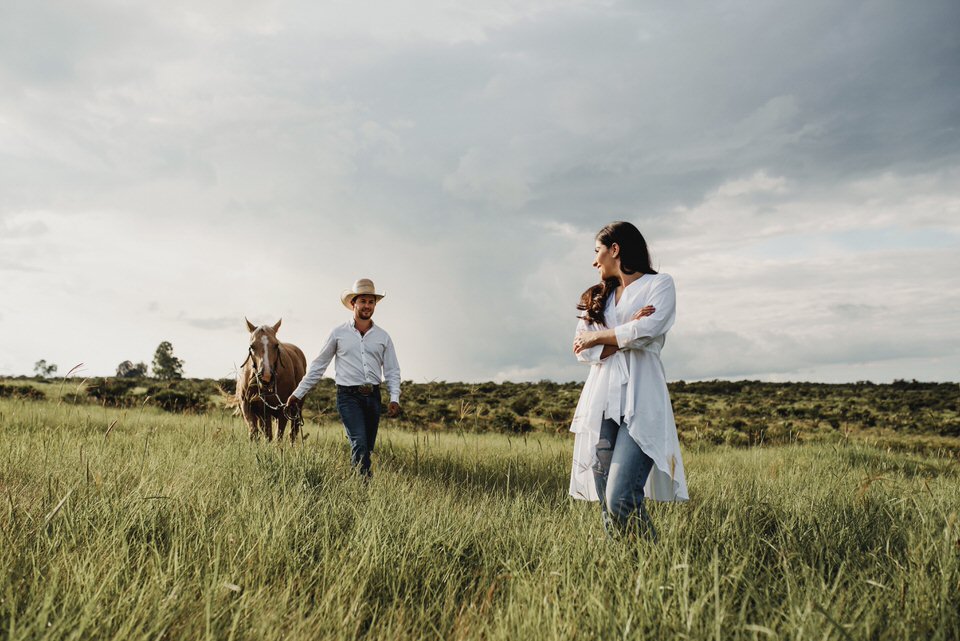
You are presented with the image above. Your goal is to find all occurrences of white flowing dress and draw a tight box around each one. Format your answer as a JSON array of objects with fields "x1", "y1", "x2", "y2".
[{"x1": 569, "y1": 273, "x2": 689, "y2": 502}]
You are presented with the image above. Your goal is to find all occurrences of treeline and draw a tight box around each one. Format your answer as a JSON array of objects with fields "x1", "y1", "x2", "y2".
[
  {"x1": 0, "y1": 377, "x2": 214, "y2": 412},
  {"x1": 2, "y1": 377, "x2": 957, "y2": 444}
]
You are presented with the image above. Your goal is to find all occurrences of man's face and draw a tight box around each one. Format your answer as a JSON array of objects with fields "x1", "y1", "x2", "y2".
[{"x1": 353, "y1": 294, "x2": 377, "y2": 321}]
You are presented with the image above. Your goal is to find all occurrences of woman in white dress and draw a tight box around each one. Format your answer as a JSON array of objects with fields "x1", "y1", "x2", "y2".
[{"x1": 570, "y1": 221, "x2": 689, "y2": 538}]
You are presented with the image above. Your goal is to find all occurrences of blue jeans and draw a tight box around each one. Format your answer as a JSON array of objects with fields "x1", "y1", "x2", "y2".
[
  {"x1": 336, "y1": 387, "x2": 381, "y2": 477},
  {"x1": 593, "y1": 418, "x2": 657, "y2": 539}
]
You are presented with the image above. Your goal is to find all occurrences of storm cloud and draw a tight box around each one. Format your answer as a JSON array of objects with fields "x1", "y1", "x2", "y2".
[{"x1": 1, "y1": 0, "x2": 958, "y2": 382}]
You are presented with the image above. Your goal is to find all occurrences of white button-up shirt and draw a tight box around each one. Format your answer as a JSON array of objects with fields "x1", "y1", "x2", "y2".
[{"x1": 292, "y1": 320, "x2": 401, "y2": 403}]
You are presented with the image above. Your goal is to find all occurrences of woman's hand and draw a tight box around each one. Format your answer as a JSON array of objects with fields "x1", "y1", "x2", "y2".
[
  {"x1": 632, "y1": 305, "x2": 655, "y2": 320},
  {"x1": 573, "y1": 331, "x2": 597, "y2": 354}
]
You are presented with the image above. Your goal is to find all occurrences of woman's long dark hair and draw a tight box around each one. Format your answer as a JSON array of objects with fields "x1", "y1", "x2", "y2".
[
  {"x1": 577, "y1": 278, "x2": 619, "y2": 326},
  {"x1": 577, "y1": 221, "x2": 657, "y2": 326}
]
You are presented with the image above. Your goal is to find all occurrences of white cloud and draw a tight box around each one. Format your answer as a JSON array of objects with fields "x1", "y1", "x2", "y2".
[
  {"x1": 715, "y1": 171, "x2": 788, "y2": 198},
  {"x1": 443, "y1": 146, "x2": 535, "y2": 209},
  {"x1": 1, "y1": 0, "x2": 958, "y2": 383}
]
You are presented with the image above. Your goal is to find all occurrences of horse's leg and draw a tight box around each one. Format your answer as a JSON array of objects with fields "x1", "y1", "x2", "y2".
[
  {"x1": 276, "y1": 414, "x2": 287, "y2": 442},
  {"x1": 242, "y1": 403, "x2": 259, "y2": 441},
  {"x1": 256, "y1": 415, "x2": 266, "y2": 440},
  {"x1": 264, "y1": 413, "x2": 273, "y2": 441}
]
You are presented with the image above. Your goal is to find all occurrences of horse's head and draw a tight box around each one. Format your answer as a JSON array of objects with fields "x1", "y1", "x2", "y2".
[{"x1": 245, "y1": 318, "x2": 283, "y2": 385}]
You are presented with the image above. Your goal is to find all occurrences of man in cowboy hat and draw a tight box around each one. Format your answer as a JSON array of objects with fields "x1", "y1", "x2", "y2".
[{"x1": 286, "y1": 278, "x2": 401, "y2": 477}]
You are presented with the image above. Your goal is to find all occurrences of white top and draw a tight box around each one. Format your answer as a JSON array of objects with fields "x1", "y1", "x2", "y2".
[
  {"x1": 292, "y1": 320, "x2": 401, "y2": 403},
  {"x1": 569, "y1": 273, "x2": 689, "y2": 503}
]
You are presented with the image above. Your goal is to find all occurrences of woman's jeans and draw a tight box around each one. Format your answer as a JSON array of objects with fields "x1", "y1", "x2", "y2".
[
  {"x1": 336, "y1": 387, "x2": 381, "y2": 477},
  {"x1": 593, "y1": 417, "x2": 657, "y2": 539}
]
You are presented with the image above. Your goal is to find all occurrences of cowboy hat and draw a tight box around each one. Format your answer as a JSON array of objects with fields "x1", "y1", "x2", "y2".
[{"x1": 340, "y1": 278, "x2": 385, "y2": 310}]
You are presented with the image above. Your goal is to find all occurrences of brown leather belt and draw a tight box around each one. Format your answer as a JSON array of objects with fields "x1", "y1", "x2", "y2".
[{"x1": 337, "y1": 383, "x2": 379, "y2": 396}]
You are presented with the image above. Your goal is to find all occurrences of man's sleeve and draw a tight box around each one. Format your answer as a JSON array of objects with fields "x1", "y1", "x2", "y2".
[
  {"x1": 383, "y1": 335, "x2": 401, "y2": 403},
  {"x1": 292, "y1": 330, "x2": 338, "y2": 399},
  {"x1": 614, "y1": 275, "x2": 677, "y2": 350}
]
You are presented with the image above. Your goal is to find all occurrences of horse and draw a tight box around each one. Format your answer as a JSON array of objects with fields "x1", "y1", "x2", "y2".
[{"x1": 237, "y1": 318, "x2": 308, "y2": 442}]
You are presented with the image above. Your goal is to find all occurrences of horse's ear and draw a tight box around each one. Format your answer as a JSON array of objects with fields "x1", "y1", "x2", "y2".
[
  {"x1": 272, "y1": 319, "x2": 282, "y2": 333},
  {"x1": 245, "y1": 317, "x2": 256, "y2": 333}
]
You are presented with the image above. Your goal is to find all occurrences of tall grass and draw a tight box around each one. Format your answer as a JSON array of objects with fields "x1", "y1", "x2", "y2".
[{"x1": 1, "y1": 398, "x2": 958, "y2": 640}]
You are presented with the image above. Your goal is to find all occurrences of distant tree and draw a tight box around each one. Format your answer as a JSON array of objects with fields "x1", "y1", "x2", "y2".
[
  {"x1": 33, "y1": 359, "x2": 57, "y2": 378},
  {"x1": 116, "y1": 360, "x2": 149, "y2": 378},
  {"x1": 151, "y1": 342, "x2": 184, "y2": 380}
]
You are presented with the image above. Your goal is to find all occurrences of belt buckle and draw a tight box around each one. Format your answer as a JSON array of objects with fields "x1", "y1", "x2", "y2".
[{"x1": 358, "y1": 383, "x2": 374, "y2": 395}]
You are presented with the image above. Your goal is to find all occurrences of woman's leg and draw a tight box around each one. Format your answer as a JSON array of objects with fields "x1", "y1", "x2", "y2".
[
  {"x1": 605, "y1": 423, "x2": 657, "y2": 539},
  {"x1": 592, "y1": 418, "x2": 621, "y2": 532}
]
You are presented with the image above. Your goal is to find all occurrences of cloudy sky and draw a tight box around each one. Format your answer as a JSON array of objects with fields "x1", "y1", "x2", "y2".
[{"x1": 2, "y1": 0, "x2": 958, "y2": 384}]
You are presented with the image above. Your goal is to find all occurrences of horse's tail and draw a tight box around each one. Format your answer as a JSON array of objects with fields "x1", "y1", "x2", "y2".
[{"x1": 217, "y1": 378, "x2": 243, "y2": 415}]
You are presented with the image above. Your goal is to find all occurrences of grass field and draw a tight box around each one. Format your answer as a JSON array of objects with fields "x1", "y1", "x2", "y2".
[{"x1": 1, "y1": 397, "x2": 958, "y2": 640}]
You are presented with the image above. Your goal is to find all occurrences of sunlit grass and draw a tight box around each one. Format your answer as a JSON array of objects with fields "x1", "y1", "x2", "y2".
[{"x1": 1, "y1": 398, "x2": 958, "y2": 640}]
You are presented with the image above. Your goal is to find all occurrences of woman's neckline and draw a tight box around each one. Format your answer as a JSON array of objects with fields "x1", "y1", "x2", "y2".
[{"x1": 614, "y1": 273, "x2": 647, "y2": 305}]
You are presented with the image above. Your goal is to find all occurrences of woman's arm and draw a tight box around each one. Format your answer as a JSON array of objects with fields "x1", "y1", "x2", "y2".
[
  {"x1": 614, "y1": 275, "x2": 676, "y2": 349},
  {"x1": 573, "y1": 327, "x2": 618, "y2": 353},
  {"x1": 573, "y1": 305, "x2": 656, "y2": 354},
  {"x1": 618, "y1": 305, "x2": 657, "y2": 350},
  {"x1": 573, "y1": 318, "x2": 605, "y2": 363},
  {"x1": 573, "y1": 311, "x2": 650, "y2": 357},
  {"x1": 599, "y1": 344, "x2": 619, "y2": 359},
  {"x1": 573, "y1": 277, "x2": 675, "y2": 354}
]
